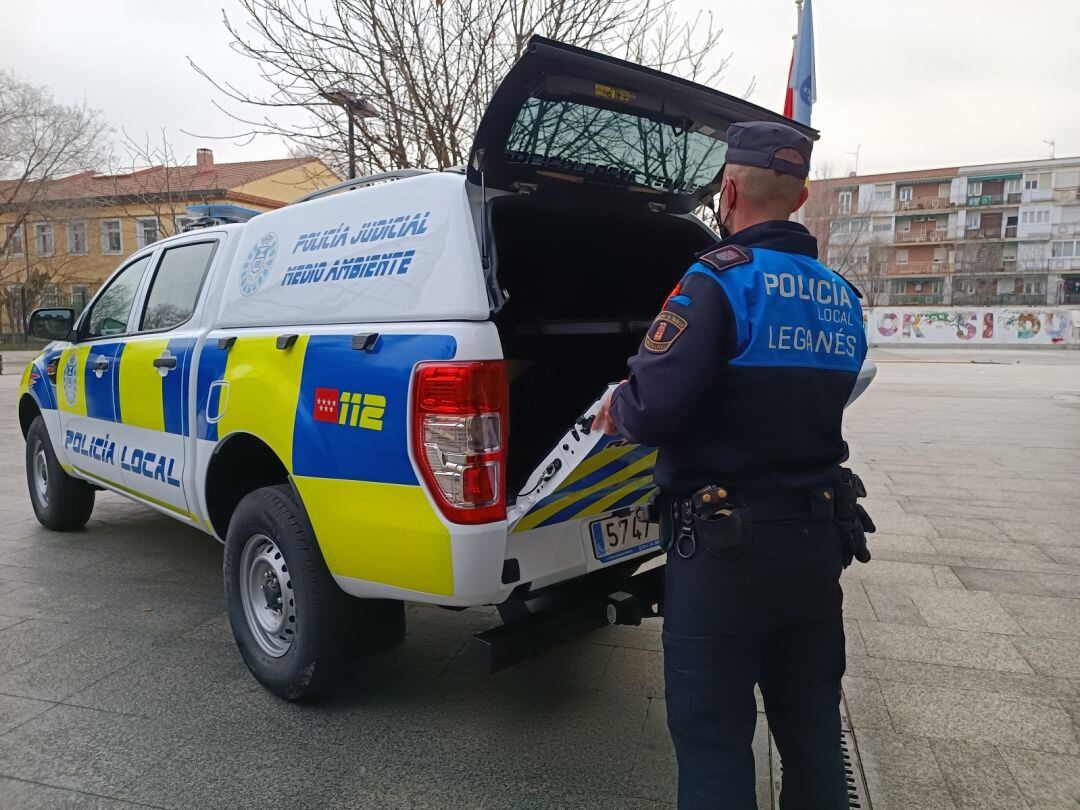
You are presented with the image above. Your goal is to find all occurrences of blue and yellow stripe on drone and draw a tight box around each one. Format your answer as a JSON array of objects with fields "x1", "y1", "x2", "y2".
[{"x1": 513, "y1": 436, "x2": 658, "y2": 533}]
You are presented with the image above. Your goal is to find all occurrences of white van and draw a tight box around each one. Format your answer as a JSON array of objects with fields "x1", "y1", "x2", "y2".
[{"x1": 18, "y1": 37, "x2": 874, "y2": 698}]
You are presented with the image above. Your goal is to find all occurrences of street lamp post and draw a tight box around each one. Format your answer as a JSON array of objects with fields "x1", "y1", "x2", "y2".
[{"x1": 319, "y1": 88, "x2": 379, "y2": 180}]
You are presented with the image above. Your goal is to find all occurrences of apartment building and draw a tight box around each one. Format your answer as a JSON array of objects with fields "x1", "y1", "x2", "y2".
[
  {"x1": 0, "y1": 149, "x2": 337, "y2": 336},
  {"x1": 806, "y1": 156, "x2": 1080, "y2": 306}
]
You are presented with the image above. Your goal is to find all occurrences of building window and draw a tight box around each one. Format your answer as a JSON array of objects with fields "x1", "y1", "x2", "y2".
[
  {"x1": 3, "y1": 224, "x2": 24, "y2": 256},
  {"x1": 1022, "y1": 209, "x2": 1052, "y2": 225},
  {"x1": 70, "y1": 284, "x2": 91, "y2": 312},
  {"x1": 837, "y1": 191, "x2": 852, "y2": 214},
  {"x1": 1006, "y1": 178, "x2": 1021, "y2": 194},
  {"x1": 969, "y1": 180, "x2": 983, "y2": 195},
  {"x1": 1023, "y1": 280, "x2": 1045, "y2": 295},
  {"x1": 67, "y1": 221, "x2": 88, "y2": 255},
  {"x1": 1052, "y1": 241, "x2": 1077, "y2": 258},
  {"x1": 898, "y1": 186, "x2": 912, "y2": 202},
  {"x1": 34, "y1": 223, "x2": 55, "y2": 257},
  {"x1": 895, "y1": 249, "x2": 909, "y2": 264},
  {"x1": 101, "y1": 219, "x2": 123, "y2": 255},
  {"x1": 872, "y1": 184, "x2": 891, "y2": 201},
  {"x1": 135, "y1": 217, "x2": 159, "y2": 249},
  {"x1": 898, "y1": 219, "x2": 911, "y2": 232},
  {"x1": 40, "y1": 284, "x2": 60, "y2": 308},
  {"x1": 1024, "y1": 172, "x2": 1051, "y2": 190},
  {"x1": 967, "y1": 213, "x2": 981, "y2": 230}
]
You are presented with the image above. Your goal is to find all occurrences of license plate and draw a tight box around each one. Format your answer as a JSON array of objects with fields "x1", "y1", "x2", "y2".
[{"x1": 589, "y1": 511, "x2": 659, "y2": 563}]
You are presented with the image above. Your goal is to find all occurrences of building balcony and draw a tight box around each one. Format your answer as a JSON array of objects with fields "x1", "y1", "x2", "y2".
[
  {"x1": 959, "y1": 227, "x2": 1016, "y2": 241},
  {"x1": 1052, "y1": 186, "x2": 1080, "y2": 203},
  {"x1": 890, "y1": 261, "x2": 953, "y2": 276},
  {"x1": 894, "y1": 197, "x2": 951, "y2": 212},
  {"x1": 890, "y1": 293, "x2": 946, "y2": 305},
  {"x1": 894, "y1": 229, "x2": 952, "y2": 244}
]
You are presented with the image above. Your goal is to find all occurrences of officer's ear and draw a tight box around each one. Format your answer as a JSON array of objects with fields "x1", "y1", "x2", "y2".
[{"x1": 792, "y1": 184, "x2": 810, "y2": 213}]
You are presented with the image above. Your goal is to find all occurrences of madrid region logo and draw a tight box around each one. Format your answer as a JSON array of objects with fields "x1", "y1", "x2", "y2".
[
  {"x1": 62, "y1": 354, "x2": 78, "y2": 407},
  {"x1": 239, "y1": 232, "x2": 278, "y2": 296}
]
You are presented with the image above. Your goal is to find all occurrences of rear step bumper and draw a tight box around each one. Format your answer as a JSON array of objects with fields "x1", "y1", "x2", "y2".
[{"x1": 460, "y1": 562, "x2": 665, "y2": 674}]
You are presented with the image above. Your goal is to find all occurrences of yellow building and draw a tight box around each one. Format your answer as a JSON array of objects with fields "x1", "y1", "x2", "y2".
[{"x1": 0, "y1": 149, "x2": 338, "y2": 335}]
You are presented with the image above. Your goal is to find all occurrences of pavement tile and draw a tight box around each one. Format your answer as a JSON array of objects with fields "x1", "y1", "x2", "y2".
[
  {"x1": 625, "y1": 697, "x2": 677, "y2": 803},
  {"x1": 841, "y1": 579, "x2": 876, "y2": 621},
  {"x1": 998, "y1": 747, "x2": 1080, "y2": 810},
  {"x1": 0, "y1": 613, "x2": 23, "y2": 632},
  {"x1": 0, "y1": 629, "x2": 157, "y2": 702},
  {"x1": 863, "y1": 584, "x2": 928, "y2": 625},
  {"x1": 1013, "y1": 637, "x2": 1080, "y2": 679},
  {"x1": 841, "y1": 676, "x2": 894, "y2": 732},
  {"x1": 859, "y1": 621, "x2": 1034, "y2": 674},
  {"x1": 929, "y1": 740, "x2": 1030, "y2": 810},
  {"x1": 0, "y1": 620, "x2": 88, "y2": 674},
  {"x1": 958, "y1": 557, "x2": 1074, "y2": 575},
  {"x1": 600, "y1": 645, "x2": 664, "y2": 698},
  {"x1": 905, "y1": 586, "x2": 1026, "y2": 635},
  {"x1": 843, "y1": 619, "x2": 867, "y2": 657},
  {"x1": 841, "y1": 560, "x2": 940, "y2": 587},
  {"x1": 926, "y1": 517, "x2": 1010, "y2": 543},
  {"x1": 992, "y1": 592, "x2": 1080, "y2": 640},
  {"x1": 584, "y1": 619, "x2": 663, "y2": 652},
  {"x1": 872, "y1": 512, "x2": 936, "y2": 537},
  {"x1": 0, "y1": 693, "x2": 54, "y2": 736},
  {"x1": 880, "y1": 682, "x2": 1079, "y2": 755},
  {"x1": 853, "y1": 729, "x2": 956, "y2": 810},
  {"x1": 0, "y1": 776, "x2": 150, "y2": 810},
  {"x1": 930, "y1": 536, "x2": 1057, "y2": 563},
  {"x1": 952, "y1": 566, "x2": 1080, "y2": 598},
  {"x1": 933, "y1": 565, "x2": 965, "y2": 588},
  {"x1": 0, "y1": 704, "x2": 183, "y2": 797},
  {"x1": 996, "y1": 520, "x2": 1080, "y2": 548},
  {"x1": 1042, "y1": 545, "x2": 1080, "y2": 568}
]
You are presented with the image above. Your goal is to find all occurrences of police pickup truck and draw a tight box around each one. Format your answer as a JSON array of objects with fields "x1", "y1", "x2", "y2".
[{"x1": 18, "y1": 37, "x2": 874, "y2": 699}]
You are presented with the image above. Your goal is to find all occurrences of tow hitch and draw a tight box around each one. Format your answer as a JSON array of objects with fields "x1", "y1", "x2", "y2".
[{"x1": 461, "y1": 561, "x2": 664, "y2": 673}]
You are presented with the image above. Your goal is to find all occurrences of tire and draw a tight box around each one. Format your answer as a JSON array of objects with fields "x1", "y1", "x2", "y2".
[
  {"x1": 25, "y1": 416, "x2": 95, "y2": 531},
  {"x1": 223, "y1": 484, "x2": 404, "y2": 700}
]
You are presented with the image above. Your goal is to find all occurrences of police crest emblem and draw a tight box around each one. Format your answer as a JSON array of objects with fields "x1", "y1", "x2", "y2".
[
  {"x1": 645, "y1": 310, "x2": 688, "y2": 353},
  {"x1": 62, "y1": 354, "x2": 78, "y2": 406},
  {"x1": 239, "y1": 232, "x2": 278, "y2": 296}
]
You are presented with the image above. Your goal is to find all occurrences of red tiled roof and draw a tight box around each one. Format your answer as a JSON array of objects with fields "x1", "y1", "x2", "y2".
[{"x1": 0, "y1": 156, "x2": 321, "y2": 205}]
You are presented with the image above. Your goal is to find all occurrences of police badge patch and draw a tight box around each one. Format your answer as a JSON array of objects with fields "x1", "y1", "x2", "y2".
[
  {"x1": 644, "y1": 310, "x2": 688, "y2": 353},
  {"x1": 62, "y1": 354, "x2": 78, "y2": 406}
]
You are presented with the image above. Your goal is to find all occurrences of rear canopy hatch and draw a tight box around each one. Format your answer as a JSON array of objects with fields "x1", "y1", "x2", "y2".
[{"x1": 468, "y1": 36, "x2": 818, "y2": 214}]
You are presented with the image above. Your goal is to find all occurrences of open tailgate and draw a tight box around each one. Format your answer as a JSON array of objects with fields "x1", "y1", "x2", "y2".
[
  {"x1": 508, "y1": 385, "x2": 660, "y2": 565},
  {"x1": 468, "y1": 35, "x2": 817, "y2": 214}
]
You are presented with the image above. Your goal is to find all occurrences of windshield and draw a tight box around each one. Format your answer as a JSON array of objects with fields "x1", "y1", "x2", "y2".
[{"x1": 505, "y1": 96, "x2": 728, "y2": 195}]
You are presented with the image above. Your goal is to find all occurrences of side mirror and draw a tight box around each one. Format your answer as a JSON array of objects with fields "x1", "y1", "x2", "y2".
[{"x1": 27, "y1": 308, "x2": 75, "y2": 342}]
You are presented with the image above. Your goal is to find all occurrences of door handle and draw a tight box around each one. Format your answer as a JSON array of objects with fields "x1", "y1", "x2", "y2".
[
  {"x1": 92, "y1": 358, "x2": 109, "y2": 372},
  {"x1": 153, "y1": 354, "x2": 178, "y2": 370}
]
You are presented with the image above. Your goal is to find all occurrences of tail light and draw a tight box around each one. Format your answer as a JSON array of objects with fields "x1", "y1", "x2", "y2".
[{"x1": 412, "y1": 361, "x2": 508, "y2": 524}]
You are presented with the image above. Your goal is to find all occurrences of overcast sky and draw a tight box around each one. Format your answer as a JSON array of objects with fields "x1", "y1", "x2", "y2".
[{"x1": 3, "y1": 0, "x2": 1078, "y2": 177}]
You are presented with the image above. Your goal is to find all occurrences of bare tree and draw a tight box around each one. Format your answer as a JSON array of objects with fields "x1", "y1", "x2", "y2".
[
  {"x1": 192, "y1": 0, "x2": 739, "y2": 177},
  {"x1": 0, "y1": 70, "x2": 110, "y2": 336}
]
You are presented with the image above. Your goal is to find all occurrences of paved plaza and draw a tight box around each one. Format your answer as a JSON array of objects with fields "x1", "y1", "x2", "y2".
[{"x1": 0, "y1": 347, "x2": 1078, "y2": 809}]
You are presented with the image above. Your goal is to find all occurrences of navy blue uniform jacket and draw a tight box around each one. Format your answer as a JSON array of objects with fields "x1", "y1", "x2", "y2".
[{"x1": 609, "y1": 220, "x2": 868, "y2": 495}]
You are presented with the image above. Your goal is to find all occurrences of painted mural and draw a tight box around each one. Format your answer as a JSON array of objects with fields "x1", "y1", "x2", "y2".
[{"x1": 864, "y1": 308, "x2": 1077, "y2": 346}]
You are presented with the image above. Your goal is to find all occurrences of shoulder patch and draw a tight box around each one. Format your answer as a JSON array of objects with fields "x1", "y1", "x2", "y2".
[
  {"x1": 697, "y1": 244, "x2": 752, "y2": 274},
  {"x1": 644, "y1": 310, "x2": 688, "y2": 353}
]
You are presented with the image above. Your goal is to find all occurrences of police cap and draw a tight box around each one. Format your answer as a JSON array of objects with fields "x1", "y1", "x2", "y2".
[{"x1": 724, "y1": 121, "x2": 813, "y2": 180}]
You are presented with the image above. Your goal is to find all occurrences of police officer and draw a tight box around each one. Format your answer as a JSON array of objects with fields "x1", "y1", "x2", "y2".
[{"x1": 594, "y1": 121, "x2": 872, "y2": 809}]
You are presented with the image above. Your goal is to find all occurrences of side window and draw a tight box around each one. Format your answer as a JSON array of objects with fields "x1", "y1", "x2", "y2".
[
  {"x1": 82, "y1": 255, "x2": 152, "y2": 340},
  {"x1": 140, "y1": 241, "x2": 216, "y2": 332}
]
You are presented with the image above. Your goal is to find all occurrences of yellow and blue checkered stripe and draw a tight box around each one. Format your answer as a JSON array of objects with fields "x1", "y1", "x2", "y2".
[{"x1": 513, "y1": 435, "x2": 658, "y2": 533}]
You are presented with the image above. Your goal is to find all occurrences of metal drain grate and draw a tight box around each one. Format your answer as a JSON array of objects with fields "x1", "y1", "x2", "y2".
[{"x1": 765, "y1": 691, "x2": 871, "y2": 809}]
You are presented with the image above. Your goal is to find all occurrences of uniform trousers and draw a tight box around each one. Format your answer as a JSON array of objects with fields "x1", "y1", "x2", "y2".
[{"x1": 662, "y1": 515, "x2": 849, "y2": 809}]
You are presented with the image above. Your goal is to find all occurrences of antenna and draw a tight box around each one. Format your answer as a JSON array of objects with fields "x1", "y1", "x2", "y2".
[
  {"x1": 845, "y1": 145, "x2": 862, "y2": 176},
  {"x1": 1044, "y1": 139, "x2": 1056, "y2": 159}
]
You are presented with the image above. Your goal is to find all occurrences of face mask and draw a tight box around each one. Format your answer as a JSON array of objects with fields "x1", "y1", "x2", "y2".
[{"x1": 717, "y1": 178, "x2": 734, "y2": 240}]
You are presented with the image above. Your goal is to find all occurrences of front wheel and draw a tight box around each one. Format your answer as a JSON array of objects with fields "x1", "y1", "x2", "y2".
[
  {"x1": 25, "y1": 416, "x2": 95, "y2": 531},
  {"x1": 223, "y1": 484, "x2": 404, "y2": 700}
]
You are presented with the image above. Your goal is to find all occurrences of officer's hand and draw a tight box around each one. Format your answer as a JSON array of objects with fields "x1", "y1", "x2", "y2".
[{"x1": 594, "y1": 385, "x2": 624, "y2": 436}]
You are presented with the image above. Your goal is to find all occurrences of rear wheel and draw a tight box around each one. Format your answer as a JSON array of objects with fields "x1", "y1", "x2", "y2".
[
  {"x1": 223, "y1": 484, "x2": 404, "y2": 700},
  {"x1": 25, "y1": 416, "x2": 95, "y2": 531}
]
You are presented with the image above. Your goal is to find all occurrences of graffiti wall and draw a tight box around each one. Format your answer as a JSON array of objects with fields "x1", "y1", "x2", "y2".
[{"x1": 864, "y1": 308, "x2": 1078, "y2": 346}]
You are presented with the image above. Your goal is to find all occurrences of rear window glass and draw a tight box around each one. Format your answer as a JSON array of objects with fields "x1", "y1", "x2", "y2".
[{"x1": 505, "y1": 97, "x2": 728, "y2": 195}]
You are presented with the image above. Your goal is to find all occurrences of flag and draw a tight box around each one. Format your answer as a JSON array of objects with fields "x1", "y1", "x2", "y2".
[{"x1": 786, "y1": 0, "x2": 817, "y2": 126}]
